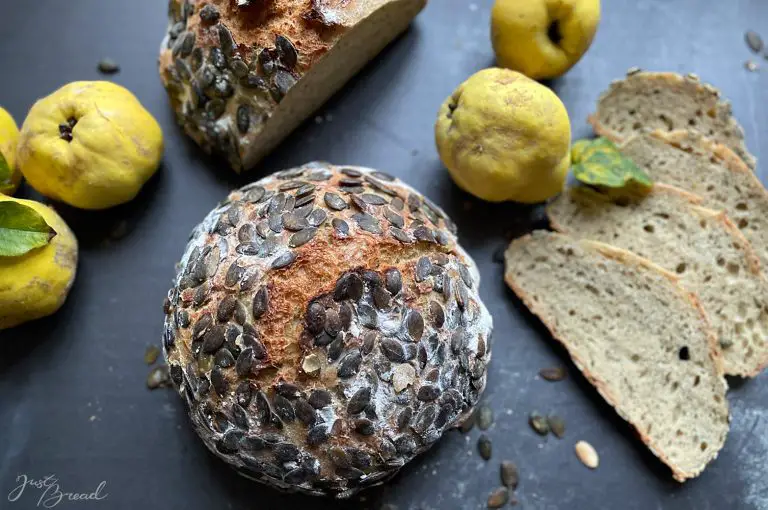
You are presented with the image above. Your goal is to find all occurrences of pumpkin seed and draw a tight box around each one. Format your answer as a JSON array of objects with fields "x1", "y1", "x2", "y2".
[
  {"x1": 478, "y1": 434, "x2": 492, "y2": 460},
  {"x1": 548, "y1": 415, "x2": 566, "y2": 438},
  {"x1": 500, "y1": 460, "x2": 519, "y2": 489},
  {"x1": 539, "y1": 366, "x2": 566, "y2": 381},
  {"x1": 529, "y1": 411, "x2": 549, "y2": 436},
  {"x1": 746, "y1": 30, "x2": 764, "y2": 53},
  {"x1": 97, "y1": 58, "x2": 120, "y2": 74},
  {"x1": 487, "y1": 487, "x2": 509, "y2": 509},
  {"x1": 477, "y1": 404, "x2": 493, "y2": 430}
]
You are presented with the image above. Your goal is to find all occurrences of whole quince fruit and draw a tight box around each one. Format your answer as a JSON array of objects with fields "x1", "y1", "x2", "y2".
[
  {"x1": 491, "y1": 0, "x2": 601, "y2": 80},
  {"x1": 0, "y1": 106, "x2": 22, "y2": 195},
  {"x1": 435, "y1": 68, "x2": 571, "y2": 203},
  {"x1": 0, "y1": 195, "x2": 78, "y2": 329},
  {"x1": 17, "y1": 81, "x2": 163, "y2": 210}
]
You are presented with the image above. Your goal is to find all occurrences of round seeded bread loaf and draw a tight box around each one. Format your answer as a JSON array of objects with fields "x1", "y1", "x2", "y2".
[
  {"x1": 159, "y1": 0, "x2": 426, "y2": 172},
  {"x1": 161, "y1": 162, "x2": 493, "y2": 497}
]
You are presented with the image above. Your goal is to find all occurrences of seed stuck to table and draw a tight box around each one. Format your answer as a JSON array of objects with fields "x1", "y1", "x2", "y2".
[
  {"x1": 486, "y1": 487, "x2": 509, "y2": 508},
  {"x1": 746, "y1": 30, "x2": 764, "y2": 53},
  {"x1": 548, "y1": 415, "x2": 566, "y2": 438},
  {"x1": 477, "y1": 404, "x2": 493, "y2": 430},
  {"x1": 478, "y1": 434, "x2": 492, "y2": 460},
  {"x1": 97, "y1": 58, "x2": 120, "y2": 74},
  {"x1": 539, "y1": 366, "x2": 566, "y2": 381},
  {"x1": 575, "y1": 440, "x2": 599, "y2": 469},
  {"x1": 529, "y1": 411, "x2": 550, "y2": 436},
  {"x1": 500, "y1": 460, "x2": 519, "y2": 489}
]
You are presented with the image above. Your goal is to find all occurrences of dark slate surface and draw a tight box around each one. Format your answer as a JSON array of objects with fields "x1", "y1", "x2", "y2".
[{"x1": 1, "y1": 1, "x2": 767, "y2": 509}]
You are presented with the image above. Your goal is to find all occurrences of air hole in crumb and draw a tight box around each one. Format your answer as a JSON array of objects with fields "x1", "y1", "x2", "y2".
[
  {"x1": 700, "y1": 442, "x2": 708, "y2": 451},
  {"x1": 675, "y1": 263, "x2": 687, "y2": 274},
  {"x1": 714, "y1": 394, "x2": 722, "y2": 403},
  {"x1": 738, "y1": 218, "x2": 749, "y2": 229},
  {"x1": 631, "y1": 354, "x2": 640, "y2": 362},
  {"x1": 696, "y1": 109, "x2": 703, "y2": 117},
  {"x1": 678, "y1": 346, "x2": 690, "y2": 360},
  {"x1": 727, "y1": 262, "x2": 740, "y2": 275},
  {"x1": 676, "y1": 429, "x2": 684, "y2": 437},
  {"x1": 643, "y1": 224, "x2": 655, "y2": 233},
  {"x1": 628, "y1": 109, "x2": 636, "y2": 116},
  {"x1": 716, "y1": 256, "x2": 726, "y2": 267},
  {"x1": 703, "y1": 275, "x2": 712, "y2": 283},
  {"x1": 693, "y1": 375, "x2": 700, "y2": 387},
  {"x1": 736, "y1": 203, "x2": 748, "y2": 211},
  {"x1": 672, "y1": 381, "x2": 679, "y2": 390},
  {"x1": 585, "y1": 284, "x2": 599, "y2": 295},
  {"x1": 615, "y1": 196, "x2": 630, "y2": 207},
  {"x1": 688, "y1": 118, "x2": 697, "y2": 126},
  {"x1": 568, "y1": 310, "x2": 576, "y2": 316},
  {"x1": 699, "y1": 219, "x2": 707, "y2": 228},
  {"x1": 706, "y1": 184, "x2": 715, "y2": 192}
]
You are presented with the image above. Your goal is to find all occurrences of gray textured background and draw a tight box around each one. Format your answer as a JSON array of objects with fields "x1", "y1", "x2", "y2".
[{"x1": 1, "y1": 1, "x2": 767, "y2": 509}]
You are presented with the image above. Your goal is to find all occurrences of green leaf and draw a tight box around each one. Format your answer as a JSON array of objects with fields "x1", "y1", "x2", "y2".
[
  {"x1": 571, "y1": 137, "x2": 653, "y2": 189},
  {"x1": 0, "y1": 201, "x2": 57, "y2": 257}
]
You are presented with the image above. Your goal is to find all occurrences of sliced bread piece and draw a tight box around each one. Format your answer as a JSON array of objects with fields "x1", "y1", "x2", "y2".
[
  {"x1": 619, "y1": 130, "x2": 768, "y2": 270},
  {"x1": 547, "y1": 184, "x2": 768, "y2": 377},
  {"x1": 504, "y1": 231, "x2": 729, "y2": 482},
  {"x1": 588, "y1": 70, "x2": 755, "y2": 169}
]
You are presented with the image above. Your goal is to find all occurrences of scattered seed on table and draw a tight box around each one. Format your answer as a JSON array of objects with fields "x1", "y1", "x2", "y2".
[
  {"x1": 478, "y1": 434, "x2": 492, "y2": 460},
  {"x1": 746, "y1": 30, "x2": 764, "y2": 53},
  {"x1": 144, "y1": 345, "x2": 160, "y2": 365},
  {"x1": 487, "y1": 487, "x2": 509, "y2": 508},
  {"x1": 529, "y1": 411, "x2": 549, "y2": 436},
  {"x1": 477, "y1": 404, "x2": 493, "y2": 430},
  {"x1": 548, "y1": 415, "x2": 566, "y2": 438},
  {"x1": 575, "y1": 440, "x2": 599, "y2": 469},
  {"x1": 459, "y1": 410, "x2": 476, "y2": 433},
  {"x1": 146, "y1": 365, "x2": 170, "y2": 389},
  {"x1": 500, "y1": 460, "x2": 519, "y2": 489},
  {"x1": 97, "y1": 58, "x2": 120, "y2": 74},
  {"x1": 745, "y1": 60, "x2": 760, "y2": 72},
  {"x1": 539, "y1": 366, "x2": 566, "y2": 381}
]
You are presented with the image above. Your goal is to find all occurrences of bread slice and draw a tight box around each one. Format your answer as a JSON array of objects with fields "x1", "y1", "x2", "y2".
[
  {"x1": 504, "y1": 231, "x2": 729, "y2": 482},
  {"x1": 159, "y1": 0, "x2": 427, "y2": 171},
  {"x1": 588, "y1": 70, "x2": 755, "y2": 169},
  {"x1": 619, "y1": 130, "x2": 768, "y2": 271},
  {"x1": 548, "y1": 184, "x2": 768, "y2": 377}
]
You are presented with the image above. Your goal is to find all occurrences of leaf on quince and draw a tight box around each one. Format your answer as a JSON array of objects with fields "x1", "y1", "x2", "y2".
[
  {"x1": 0, "y1": 201, "x2": 57, "y2": 257},
  {"x1": 571, "y1": 137, "x2": 653, "y2": 189}
]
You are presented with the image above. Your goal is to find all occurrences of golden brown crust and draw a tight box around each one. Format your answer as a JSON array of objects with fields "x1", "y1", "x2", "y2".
[
  {"x1": 159, "y1": 0, "x2": 425, "y2": 171},
  {"x1": 648, "y1": 129, "x2": 757, "y2": 179},
  {"x1": 504, "y1": 232, "x2": 728, "y2": 482},
  {"x1": 163, "y1": 163, "x2": 492, "y2": 497}
]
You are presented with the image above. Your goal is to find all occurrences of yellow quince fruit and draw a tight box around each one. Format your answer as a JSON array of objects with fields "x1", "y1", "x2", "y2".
[
  {"x1": 17, "y1": 81, "x2": 163, "y2": 209},
  {"x1": 0, "y1": 106, "x2": 22, "y2": 195},
  {"x1": 492, "y1": 0, "x2": 601, "y2": 80},
  {"x1": 0, "y1": 195, "x2": 78, "y2": 330},
  {"x1": 435, "y1": 68, "x2": 571, "y2": 203}
]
